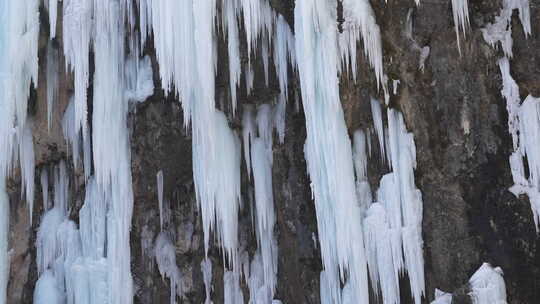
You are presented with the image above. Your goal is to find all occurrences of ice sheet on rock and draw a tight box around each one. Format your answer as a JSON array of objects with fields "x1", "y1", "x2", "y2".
[
  {"x1": 33, "y1": 270, "x2": 62, "y2": 304},
  {"x1": 155, "y1": 231, "x2": 183, "y2": 304},
  {"x1": 469, "y1": 263, "x2": 507, "y2": 304},
  {"x1": 430, "y1": 289, "x2": 452, "y2": 304},
  {"x1": 498, "y1": 57, "x2": 521, "y2": 149},
  {"x1": 510, "y1": 96, "x2": 540, "y2": 229},
  {"x1": 46, "y1": 42, "x2": 59, "y2": 130},
  {"x1": 481, "y1": 0, "x2": 531, "y2": 58},
  {"x1": 125, "y1": 54, "x2": 154, "y2": 103},
  {"x1": 224, "y1": 270, "x2": 244, "y2": 304}
]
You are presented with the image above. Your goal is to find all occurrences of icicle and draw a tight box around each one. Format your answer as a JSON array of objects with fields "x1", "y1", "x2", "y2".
[
  {"x1": 273, "y1": 15, "x2": 295, "y2": 101},
  {"x1": 46, "y1": 42, "x2": 59, "y2": 131},
  {"x1": 223, "y1": 0, "x2": 241, "y2": 112},
  {"x1": 40, "y1": 168, "x2": 50, "y2": 211},
  {"x1": 295, "y1": 1, "x2": 370, "y2": 302},
  {"x1": 251, "y1": 137, "x2": 278, "y2": 299},
  {"x1": 157, "y1": 170, "x2": 164, "y2": 231},
  {"x1": 91, "y1": 1, "x2": 135, "y2": 302},
  {"x1": 63, "y1": 0, "x2": 92, "y2": 142},
  {"x1": 46, "y1": 0, "x2": 59, "y2": 39},
  {"x1": 451, "y1": 0, "x2": 470, "y2": 53},
  {"x1": 0, "y1": 179, "x2": 9, "y2": 304},
  {"x1": 243, "y1": 105, "x2": 256, "y2": 180},
  {"x1": 340, "y1": 0, "x2": 384, "y2": 87},
  {"x1": 370, "y1": 98, "x2": 385, "y2": 162},
  {"x1": 62, "y1": 97, "x2": 82, "y2": 169},
  {"x1": 498, "y1": 57, "x2": 521, "y2": 149},
  {"x1": 469, "y1": 263, "x2": 507, "y2": 304},
  {"x1": 201, "y1": 258, "x2": 213, "y2": 304},
  {"x1": 19, "y1": 121, "x2": 36, "y2": 223}
]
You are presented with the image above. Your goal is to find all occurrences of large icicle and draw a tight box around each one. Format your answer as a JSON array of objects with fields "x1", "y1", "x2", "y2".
[
  {"x1": 62, "y1": 0, "x2": 92, "y2": 143},
  {"x1": 295, "y1": 1, "x2": 369, "y2": 302},
  {"x1": 91, "y1": 1, "x2": 135, "y2": 302}
]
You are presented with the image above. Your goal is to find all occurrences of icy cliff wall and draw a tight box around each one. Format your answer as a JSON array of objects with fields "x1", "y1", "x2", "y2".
[{"x1": 1, "y1": 0, "x2": 540, "y2": 303}]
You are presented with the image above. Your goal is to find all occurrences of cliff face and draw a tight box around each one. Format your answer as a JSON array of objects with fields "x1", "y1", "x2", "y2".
[{"x1": 5, "y1": 0, "x2": 540, "y2": 303}]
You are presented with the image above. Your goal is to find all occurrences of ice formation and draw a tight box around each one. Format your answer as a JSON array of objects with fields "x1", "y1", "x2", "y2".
[
  {"x1": 451, "y1": 0, "x2": 470, "y2": 52},
  {"x1": 430, "y1": 289, "x2": 452, "y2": 304},
  {"x1": 155, "y1": 232, "x2": 183, "y2": 304},
  {"x1": 295, "y1": 0, "x2": 376, "y2": 302},
  {"x1": 363, "y1": 109, "x2": 425, "y2": 304},
  {"x1": 481, "y1": 0, "x2": 531, "y2": 58},
  {"x1": 46, "y1": 42, "x2": 59, "y2": 131},
  {"x1": 430, "y1": 263, "x2": 508, "y2": 304},
  {"x1": 201, "y1": 258, "x2": 213, "y2": 304},
  {"x1": 469, "y1": 263, "x2": 507, "y2": 304},
  {"x1": 482, "y1": 0, "x2": 539, "y2": 230},
  {"x1": 0, "y1": 181, "x2": 8, "y2": 303},
  {"x1": 157, "y1": 170, "x2": 165, "y2": 230}
]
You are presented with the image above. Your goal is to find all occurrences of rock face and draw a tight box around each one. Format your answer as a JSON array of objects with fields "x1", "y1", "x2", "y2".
[{"x1": 5, "y1": 1, "x2": 540, "y2": 303}]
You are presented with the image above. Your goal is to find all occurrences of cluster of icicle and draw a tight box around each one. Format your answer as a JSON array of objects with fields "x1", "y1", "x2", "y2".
[
  {"x1": 431, "y1": 263, "x2": 508, "y2": 304},
  {"x1": 360, "y1": 102, "x2": 425, "y2": 304},
  {"x1": 480, "y1": 0, "x2": 540, "y2": 230},
  {"x1": 0, "y1": 0, "x2": 40, "y2": 302},
  {"x1": 0, "y1": 0, "x2": 152, "y2": 303}
]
